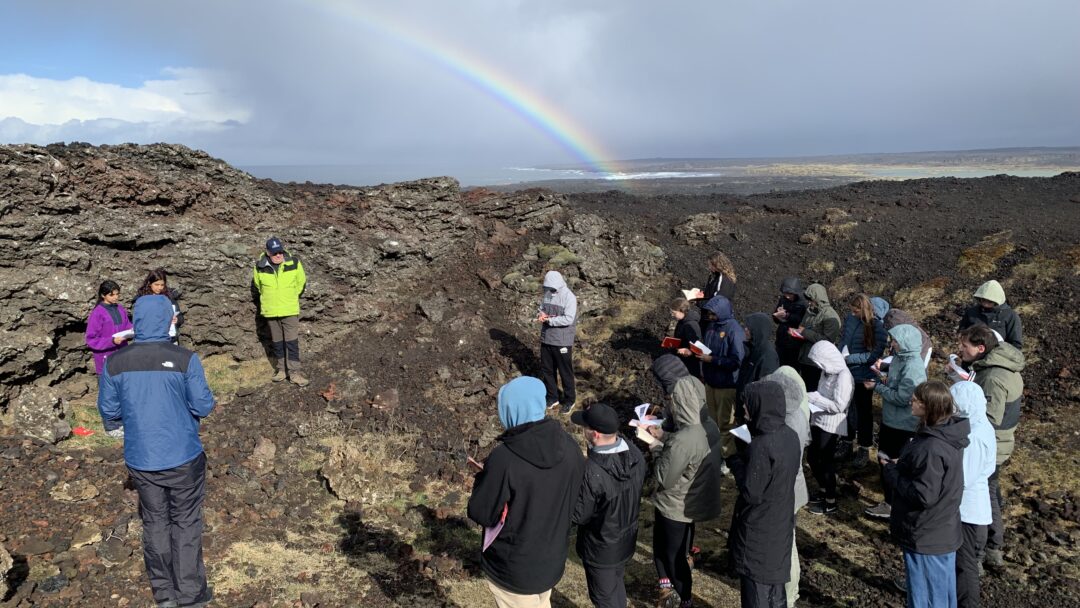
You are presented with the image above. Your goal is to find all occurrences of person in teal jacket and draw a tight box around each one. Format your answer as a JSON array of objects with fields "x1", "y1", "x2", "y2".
[
  {"x1": 252, "y1": 236, "x2": 309, "y2": 386},
  {"x1": 863, "y1": 324, "x2": 927, "y2": 520}
]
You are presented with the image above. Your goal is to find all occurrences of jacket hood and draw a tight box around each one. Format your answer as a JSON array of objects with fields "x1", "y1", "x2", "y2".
[
  {"x1": 744, "y1": 381, "x2": 787, "y2": 435},
  {"x1": 702, "y1": 295, "x2": 733, "y2": 321},
  {"x1": 921, "y1": 415, "x2": 971, "y2": 451},
  {"x1": 809, "y1": 340, "x2": 847, "y2": 374},
  {"x1": 780, "y1": 277, "x2": 803, "y2": 295},
  {"x1": 682, "y1": 305, "x2": 701, "y2": 325},
  {"x1": 671, "y1": 375, "x2": 704, "y2": 429},
  {"x1": 871, "y1": 297, "x2": 891, "y2": 320},
  {"x1": 499, "y1": 418, "x2": 569, "y2": 469},
  {"x1": 766, "y1": 366, "x2": 808, "y2": 417},
  {"x1": 591, "y1": 438, "x2": 640, "y2": 482},
  {"x1": 888, "y1": 324, "x2": 923, "y2": 357},
  {"x1": 745, "y1": 312, "x2": 774, "y2": 346},
  {"x1": 543, "y1": 270, "x2": 567, "y2": 292},
  {"x1": 950, "y1": 381, "x2": 990, "y2": 428},
  {"x1": 804, "y1": 283, "x2": 831, "y2": 308},
  {"x1": 975, "y1": 342, "x2": 1026, "y2": 374},
  {"x1": 133, "y1": 295, "x2": 174, "y2": 342},
  {"x1": 883, "y1": 309, "x2": 917, "y2": 331},
  {"x1": 974, "y1": 280, "x2": 1006, "y2": 306},
  {"x1": 497, "y1": 376, "x2": 547, "y2": 430},
  {"x1": 651, "y1": 354, "x2": 689, "y2": 396}
]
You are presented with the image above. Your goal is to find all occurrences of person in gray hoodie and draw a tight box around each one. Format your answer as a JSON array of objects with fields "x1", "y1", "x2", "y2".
[
  {"x1": 647, "y1": 356, "x2": 724, "y2": 608},
  {"x1": 538, "y1": 270, "x2": 578, "y2": 413},
  {"x1": 763, "y1": 366, "x2": 812, "y2": 608},
  {"x1": 863, "y1": 324, "x2": 927, "y2": 520}
]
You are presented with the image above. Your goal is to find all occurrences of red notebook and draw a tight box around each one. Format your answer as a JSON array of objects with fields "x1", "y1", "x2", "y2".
[{"x1": 660, "y1": 337, "x2": 681, "y2": 349}]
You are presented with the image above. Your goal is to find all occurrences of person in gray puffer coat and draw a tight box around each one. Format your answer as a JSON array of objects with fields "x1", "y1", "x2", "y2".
[{"x1": 538, "y1": 270, "x2": 578, "y2": 412}]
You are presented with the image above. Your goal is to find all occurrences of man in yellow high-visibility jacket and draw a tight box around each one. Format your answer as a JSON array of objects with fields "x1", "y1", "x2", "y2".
[{"x1": 252, "y1": 236, "x2": 308, "y2": 386}]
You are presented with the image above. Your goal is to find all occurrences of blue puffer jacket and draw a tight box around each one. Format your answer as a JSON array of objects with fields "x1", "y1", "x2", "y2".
[
  {"x1": 700, "y1": 296, "x2": 745, "y2": 389},
  {"x1": 840, "y1": 304, "x2": 888, "y2": 382},
  {"x1": 98, "y1": 295, "x2": 216, "y2": 471}
]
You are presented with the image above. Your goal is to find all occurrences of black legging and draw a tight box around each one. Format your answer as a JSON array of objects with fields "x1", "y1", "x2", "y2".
[
  {"x1": 808, "y1": 426, "x2": 840, "y2": 500},
  {"x1": 800, "y1": 364, "x2": 822, "y2": 392},
  {"x1": 846, "y1": 383, "x2": 875, "y2": 448},
  {"x1": 653, "y1": 509, "x2": 694, "y2": 601},
  {"x1": 879, "y1": 425, "x2": 916, "y2": 504}
]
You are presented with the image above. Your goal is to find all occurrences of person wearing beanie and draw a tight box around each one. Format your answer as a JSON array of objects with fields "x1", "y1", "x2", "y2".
[
  {"x1": 571, "y1": 404, "x2": 647, "y2": 608},
  {"x1": 252, "y1": 236, "x2": 309, "y2": 386},
  {"x1": 467, "y1": 376, "x2": 586, "y2": 607},
  {"x1": 958, "y1": 279, "x2": 1023, "y2": 349}
]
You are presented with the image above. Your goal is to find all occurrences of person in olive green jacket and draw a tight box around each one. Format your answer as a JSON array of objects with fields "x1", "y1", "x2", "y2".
[
  {"x1": 862, "y1": 324, "x2": 927, "y2": 520},
  {"x1": 252, "y1": 236, "x2": 309, "y2": 386},
  {"x1": 796, "y1": 283, "x2": 842, "y2": 391},
  {"x1": 958, "y1": 325, "x2": 1025, "y2": 569}
]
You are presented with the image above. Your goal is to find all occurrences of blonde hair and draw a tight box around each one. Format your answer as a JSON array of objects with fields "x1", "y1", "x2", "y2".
[{"x1": 707, "y1": 252, "x2": 737, "y2": 282}]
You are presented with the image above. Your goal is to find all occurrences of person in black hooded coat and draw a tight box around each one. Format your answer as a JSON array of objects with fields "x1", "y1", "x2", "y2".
[
  {"x1": 667, "y1": 298, "x2": 702, "y2": 379},
  {"x1": 772, "y1": 278, "x2": 808, "y2": 369},
  {"x1": 729, "y1": 381, "x2": 800, "y2": 608},
  {"x1": 737, "y1": 313, "x2": 781, "y2": 410}
]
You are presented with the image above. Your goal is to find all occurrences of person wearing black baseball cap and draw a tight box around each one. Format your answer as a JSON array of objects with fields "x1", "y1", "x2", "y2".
[
  {"x1": 252, "y1": 236, "x2": 309, "y2": 387},
  {"x1": 570, "y1": 404, "x2": 646, "y2": 608}
]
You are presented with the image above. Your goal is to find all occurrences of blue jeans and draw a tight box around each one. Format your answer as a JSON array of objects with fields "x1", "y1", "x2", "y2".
[{"x1": 904, "y1": 550, "x2": 957, "y2": 608}]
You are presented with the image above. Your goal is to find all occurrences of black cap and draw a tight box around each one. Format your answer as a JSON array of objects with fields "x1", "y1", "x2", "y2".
[
  {"x1": 570, "y1": 403, "x2": 620, "y2": 434},
  {"x1": 266, "y1": 236, "x2": 285, "y2": 254}
]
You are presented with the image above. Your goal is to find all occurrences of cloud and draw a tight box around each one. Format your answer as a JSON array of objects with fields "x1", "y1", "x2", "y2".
[{"x1": 0, "y1": 68, "x2": 250, "y2": 144}]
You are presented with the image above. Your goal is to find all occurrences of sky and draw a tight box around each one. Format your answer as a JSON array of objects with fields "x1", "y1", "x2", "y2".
[{"x1": 1, "y1": 0, "x2": 1078, "y2": 178}]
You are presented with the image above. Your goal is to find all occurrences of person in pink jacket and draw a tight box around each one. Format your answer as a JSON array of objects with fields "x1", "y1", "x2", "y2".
[
  {"x1": 86, "y1": 280, "x2": 133, "y2": 436},
  {"x1": 805, "y1": 340, "x2": 853, "y2": 515}
]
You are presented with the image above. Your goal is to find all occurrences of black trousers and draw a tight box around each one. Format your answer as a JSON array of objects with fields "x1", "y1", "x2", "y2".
[
  {"x1": 986, "y1": 466, "x2": 1005, "y2": 551},
  {"x1": 957, "y1": 522, "x2": 987, "y2": 608},
  {"x1": 808, "y1": 426, "x2": 840, "y2": 500},
  {"x1": 540, "y1": 344, "x2": 575, "y2": 406},
  {"x1": 583, "y1": 562, "x2": 627, "y2": 608},
  {"x1": 740, "y1": 576, "x2": 786, "y2": 608},
  {"x1": 800, "y1": 364, "x2": 822, "y2": 392},
  {"x1": 846, "y1": 383, "x2": 875, "y2": 447},
  {"x1": 128, "y1": 453, "x2": 210, "y2": 606},
  {"x1": 879, "y1": 425, "x2": 916, "y2": 504},
  {"x1": 653, "y1": 509, "x2": 694, "y2": 601}
]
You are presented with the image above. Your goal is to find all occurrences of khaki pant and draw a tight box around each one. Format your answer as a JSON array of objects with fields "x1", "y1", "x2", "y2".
[
  {"x1": 706, "y1": 386, "x2": 737, "y2": 458},
  {"x1": 266, "y1": 315, "x2": 301, "y2": 372},
  {"x1": 486, "y1": 578, "x2": 552, "y2": 608}
]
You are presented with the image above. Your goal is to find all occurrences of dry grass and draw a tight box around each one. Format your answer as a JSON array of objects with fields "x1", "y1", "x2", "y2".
[
  {"x1": 62, "y1": 398, "x2": 123, "y2": 450},
  {"x1": 958, "y1": 231, "x2": 1014, "y2": 276},
  {"x1": 201, "y1": 354, "x2": 274, "y2": 404},
  {"x1": 1068, "y1": 246, "x2": 1080, "y2": 274},
  {"x1": 319, "y1": 433, "x2": 419, "y2": 506},
  {"x1": 807, "y1": 259, "x2": 836, "y2": 274},
  {"x1": 892, "y1": 277, "x2": 950, "y2": 321},
  {"x1": 827, "y1": 270, "x2": 861, "y2": 305}
]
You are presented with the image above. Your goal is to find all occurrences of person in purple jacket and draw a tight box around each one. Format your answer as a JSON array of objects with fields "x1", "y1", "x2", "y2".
[{"x1": 86, "y1": 280, "x2": 134, "y2": 436}]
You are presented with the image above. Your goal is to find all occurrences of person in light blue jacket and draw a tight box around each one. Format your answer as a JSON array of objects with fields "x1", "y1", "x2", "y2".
[
  {"x1": 837, "y1": 294, "x2": 889, "y2": 467},
  {"x1": 863, "y1": 324, "x2": 927, "y2": 520},
  {"x1": 98, "y1": 295, "x2": 216, "y2": 607},
  {"x1": 951, "y1": 381, "x2": 997, "y2": 608}
]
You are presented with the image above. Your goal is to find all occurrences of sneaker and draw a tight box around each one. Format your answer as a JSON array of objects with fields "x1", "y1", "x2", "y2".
[
  {"x1": 984, "y1": 548, "x2": 1005, "y2": 568},
  {"x1": 719, "y1": 460, "x2": 731, "y2": 476},
  {"x1": 272, "y1": 370, "x2": 287, "y2": 382},
  {"x1": 808, "y1": 500, "x2": 838, "y2": 515},
  {"x1": 156, "y1": 602, "x2": 179, "y2": 608},
  {"x1": 864, "y1": 502, "x2": 892, "y2": 520},
  {"x1": 547, "y1": 401, "x2": 560, "y2": 410},
  {"x1": 851, "y1": 446, "x2": 870, "y2": 468},
  {"x1": 290, "y1": 373, "x2": 310, "y2": 387},
  {"x1": 893, "y1": 575, "x2": 907, "y2": 593},
  {"x1": 106, "y1": 428, "x2": 125, "y2": 439},
  {"x1": 560, "y1": 402, "x2": 576, "y2": 414}
]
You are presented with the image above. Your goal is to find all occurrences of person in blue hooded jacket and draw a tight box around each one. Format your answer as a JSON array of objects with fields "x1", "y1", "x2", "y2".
[
  {"x1": 696, "y1": 295, "x2": 745, "y2": 462},
  {"x1": 837, "y1": 294, "x2": 889, "y2": 467},
  {"x1": 950, "y1": 381, "x2": 997, "y2": 608},
  {"x1": 863, "y1": 324, "x2": 927, "y2": 521},
  {"x1": 467, "y1": 376, "x2": 585, "y2": 607},
  {"x1": 97, "y1": 294, "x2": 216, "y2": 608}
]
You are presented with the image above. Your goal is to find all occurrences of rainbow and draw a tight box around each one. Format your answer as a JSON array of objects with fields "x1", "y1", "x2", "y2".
[{"x1": 307, "y1": 0, "x2": 620, "y2": 177}]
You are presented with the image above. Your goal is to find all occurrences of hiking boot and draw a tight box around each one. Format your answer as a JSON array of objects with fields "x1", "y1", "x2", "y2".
[
  {"x1": 272, "y1": 370, "x2": 287, "y2": 382},
  {"x1": 893, "y1": 575, "x2": 907, "y2": 593},
  {"x1": 808, "y1": 500, "x2": 838, "y2": 515},
  {"x1": 290, "y1": 373, "x2": 310, "y2": 387},
  {"x1": 106, "y1": 428, "x2": 125, "y2": 439},
  {"x1": 656, "y1": 587, "x2": 679, "y2": 608},
  {"x1": 864, "y1": 502, "x2": 891, "y2": 520},
  {"x1": 547, "y1": 401, "x2": 560, "y2": 410},
  {"x1": 851, "y1": 446, "x2": 870, "y2": 468},
  {"x1": 984, "y1": 548, "x2": 1005, "y2": 569},
  {"x1": 560, "y1": 402, "x2": 576, "y2": 414}
]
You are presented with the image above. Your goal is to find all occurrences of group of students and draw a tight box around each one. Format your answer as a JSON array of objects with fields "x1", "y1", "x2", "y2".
[{"x1": 470, "y1": 252, "x2": 1026, "y2": 608}]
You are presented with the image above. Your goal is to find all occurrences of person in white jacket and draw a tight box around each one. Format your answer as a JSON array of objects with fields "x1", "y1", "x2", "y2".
[
  {"x1": 805, "y1": 341, "x2": 853, "y2": 515},
  {"x1": 950, "y1": 381, "x2": 997, "y2": 608}
]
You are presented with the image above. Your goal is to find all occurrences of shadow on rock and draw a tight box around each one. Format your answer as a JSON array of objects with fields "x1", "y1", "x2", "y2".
[{"x1": 489, "y1": 328, "x2": 540, "y2": 377}]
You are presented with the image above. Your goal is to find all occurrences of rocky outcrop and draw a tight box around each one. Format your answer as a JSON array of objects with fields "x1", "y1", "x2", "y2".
[
  {"x1": 0, "y1": 143, "x2": 565, "y2": 415},
  {"x1": 0, "y1": 541, "x2": 11, "y2": 600},
  {"x1": 10, "y1": 386, "x2": 70, "y2": 444}
]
